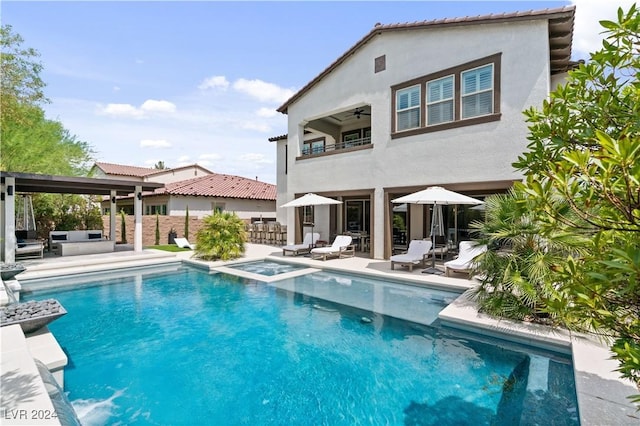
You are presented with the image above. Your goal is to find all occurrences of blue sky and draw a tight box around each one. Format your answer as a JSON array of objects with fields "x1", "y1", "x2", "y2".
[{"x1": 3, "y1": 0, "x2": 631, "y2": 183}]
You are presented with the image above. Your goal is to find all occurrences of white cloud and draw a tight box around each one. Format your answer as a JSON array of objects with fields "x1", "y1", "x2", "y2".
[
  {"x1": 238, "y1": 153, "x2": 272, "y2": 165},
  {"x1": 140, "y1": 139, "x2": 172, "y2": 148},
  {"x1": 98, "y1": 99, "x2": 176, "y2": 118},
  {"x1": 571, "y1": 0, "x2": 636, "y2": 56},
  {"x1": 140, "y1": 99, "x2": 177, "y2": 113},
  {"x1": 232, "y1": 78, "x2": 295, "y2": 103},
  {"x1": 197, "y1": 160, "x2": 212, "y2": 167},
  {"x1": 113, "y1": 86, "x2": 121, "y2": 92},
  {"x1": 177, "y1": 155, "x2": 191, "y2": 162},
  {"x1": 199, "y1": 75, "x2": 230, "y2": 90},
  {"x1": 100, "y1": 103, "x2": 143, "y2": 118},
  {"x1": 256, "y1": 107, "x2": 277, "y2": 118},
  {"x1": 144, "y1": 159, "x2": 160, "y2": 166}
]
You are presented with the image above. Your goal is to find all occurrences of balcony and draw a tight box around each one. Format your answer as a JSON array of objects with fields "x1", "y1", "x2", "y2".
[{"x1": 300, "y1": 136, "x2": 372, "y2": 158}]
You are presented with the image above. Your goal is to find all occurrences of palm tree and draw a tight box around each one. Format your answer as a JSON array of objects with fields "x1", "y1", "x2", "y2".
[
  {"x1": 468, "y1": 188, "x2": 586, "y2": 324},
  {"x1": 195, "y1": 211, "x2": 246, "y2": 261}
]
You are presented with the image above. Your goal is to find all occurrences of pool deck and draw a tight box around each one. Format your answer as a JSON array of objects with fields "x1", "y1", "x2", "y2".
[{"x1": 4, "y1": 243, "x2": 639, "y2": 424}]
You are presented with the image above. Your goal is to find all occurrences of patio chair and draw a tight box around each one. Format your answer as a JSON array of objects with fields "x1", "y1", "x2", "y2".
[
  {"x1": 390, "y1": 239, "x2": 432, "y2": 272},
  {"x1": 282, "y1": 232, "x2": 319, "y2": 256},
  {"x1": 444, "y1": 241, "x2": 487, "y2": 277},
  {"x1": 310, "y1": 235, "x2": 354, "y2": 261},
  {"x1": 15, "y1": 239, "x2": 45, "y2": 259},
  {"x1": 174, "y1": 237, "x2": 195, "y2": 250}
]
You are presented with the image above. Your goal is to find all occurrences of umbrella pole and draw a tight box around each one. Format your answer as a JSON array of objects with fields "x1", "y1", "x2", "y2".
[{"x1": 423, "y1": 202, "x2": 444, "y2": 275}]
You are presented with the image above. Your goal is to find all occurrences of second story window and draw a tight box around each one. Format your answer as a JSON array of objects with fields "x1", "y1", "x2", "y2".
[
  {"x1": 302, "y1": 137, "x2": 325, "y2": 155},
  {"x1": 391, "y1": 53, "x2": 501, "y2": 139},
  {"x1": 461, "y1": 64, "x2": 494, "y2": 119},
  {"x1": 396, "y1": 85, "x2": 421, "y2": 131},
  {"x1": 427, "y1": 75, "x2": 454, "y2": 125}
]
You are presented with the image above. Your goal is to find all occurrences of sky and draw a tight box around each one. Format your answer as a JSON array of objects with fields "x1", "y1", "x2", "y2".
[{"x1": 3, "y1": 0, "x2": 634, "y2": 184}]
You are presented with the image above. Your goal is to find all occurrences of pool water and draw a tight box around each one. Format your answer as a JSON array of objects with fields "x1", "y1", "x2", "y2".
[
  {"x1": 30, "y1": 266, "x2": 579, "y2": 425},
  {"x1": 226, "y1": 260, "x2": 307, "y2": 276}
]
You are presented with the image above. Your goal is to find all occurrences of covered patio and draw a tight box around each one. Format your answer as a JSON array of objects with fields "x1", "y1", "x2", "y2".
[{"x1": 0, "y1": 171, "x2": 164, "y2": 263}]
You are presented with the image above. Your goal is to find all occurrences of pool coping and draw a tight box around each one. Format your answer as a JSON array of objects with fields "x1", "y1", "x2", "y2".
[{"x1": 4, "y1": 245, "x2": 639, "y2": 424}]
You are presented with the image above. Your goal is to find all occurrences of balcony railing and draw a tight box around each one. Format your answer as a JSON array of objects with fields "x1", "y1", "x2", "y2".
[{"x1": 301, "y1": 136, "x2": 372, "y2": 157}]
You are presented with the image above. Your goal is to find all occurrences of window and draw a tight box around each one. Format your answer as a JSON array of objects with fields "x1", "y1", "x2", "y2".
[
  {"x1": 145, "y1": 204, "x2": 167, "y2": 215},
  {"x1": 302, "y1": 205, "x2": 314, "y2": 224},
  {"x1": 396, "y1": 85, "x2": 421, "y2": 131},
  {"x1": 461, "y1": 64, "x2": 493, "y2": 119},
  {"x1": 302, "y1": 137, "x2": 325, "y2": 155},
  {"x1": 212, "y1": 202, "x2": 225, "y2": 213},
  {"x1": 427, "y1": 75, "x2": 454, "y2": 125},
  {"x1": 391, "y1": 53, "x2": 500, "y2": 138}
]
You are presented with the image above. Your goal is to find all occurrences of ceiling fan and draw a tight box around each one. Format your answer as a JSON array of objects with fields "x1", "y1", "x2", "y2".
[{"x1": 352, "y1": 107, "x2": 371, "y2": 119}]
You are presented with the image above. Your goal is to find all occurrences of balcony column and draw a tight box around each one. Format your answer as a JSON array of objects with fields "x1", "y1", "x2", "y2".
[{"x1": 134, "y1": 185, "x2": 142, "y2": 252}]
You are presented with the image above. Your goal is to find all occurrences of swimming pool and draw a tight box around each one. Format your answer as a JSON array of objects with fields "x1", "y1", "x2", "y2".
[{"x1": 28, "y1": 265, "x2": 579, "y2": 425}]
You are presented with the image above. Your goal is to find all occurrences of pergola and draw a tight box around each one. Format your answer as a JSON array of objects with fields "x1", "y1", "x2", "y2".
[{"x1": 0, "y1": 171, "x2": 164, "y2": 263}]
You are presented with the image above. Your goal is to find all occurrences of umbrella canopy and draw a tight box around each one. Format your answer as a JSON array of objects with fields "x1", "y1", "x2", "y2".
[
  {"x1": 391, "y1": 186, "x2": 483, "y2": 274},
  {"x1": 280, "y1": 193, "x2": 342, "y2": 208},
  {"x1": 391, "y1": 186, "x2": 484, "y2": 205}
]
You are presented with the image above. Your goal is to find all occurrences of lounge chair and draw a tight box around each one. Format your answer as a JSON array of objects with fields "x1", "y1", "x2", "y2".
[
  {"x1": 390, "y1": 240, "x2": 432, "y2": 272},
  {"x1": 282, "y1": 232, "x2": 319, "y2": 256},
  {"x1": 174, "y1": 237, "x2": 195, "y2": 250},
  {"x1": 310, "y1": 235, "x2": 354, "y2": 261},
  {"x1": 444, "y1": 241, "x2": 487, "y2": 276}
]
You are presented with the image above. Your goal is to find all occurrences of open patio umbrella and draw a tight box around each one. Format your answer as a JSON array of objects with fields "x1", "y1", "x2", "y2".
[
  {"x1": 280, "y1": 193, "x2": 342, "y2": 243},
  {"x1": 392, "y1": 186, "x2": 483, "y2": 274}
]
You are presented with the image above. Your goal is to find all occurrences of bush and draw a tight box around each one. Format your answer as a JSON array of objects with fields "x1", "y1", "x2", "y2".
[{"x1": 195, "y1": 211, "x2": 246, "y2": 261}]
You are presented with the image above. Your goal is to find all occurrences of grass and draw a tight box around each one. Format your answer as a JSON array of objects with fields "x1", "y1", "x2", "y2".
[{"x1": 146, "y1": 245, "x2": 191, "y2": 252}]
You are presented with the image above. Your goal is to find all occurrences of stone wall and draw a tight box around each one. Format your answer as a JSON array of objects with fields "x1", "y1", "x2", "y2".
[{"x1": 102, "y1": 215, "x2": 205, "y2": 246}]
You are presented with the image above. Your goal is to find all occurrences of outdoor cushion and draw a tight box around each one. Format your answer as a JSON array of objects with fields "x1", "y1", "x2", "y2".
[{"x1": 51, "y1": 234, "x2": 68, "y2": 241}]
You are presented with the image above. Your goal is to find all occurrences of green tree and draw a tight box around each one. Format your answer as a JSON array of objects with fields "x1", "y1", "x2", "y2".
[
  {"x1": 184, "y1": 205, "x2": 190, "y2": 239},
  {"x1": 0, "y1": 24, "x2": 47, "y2": 126},
  {"x1": 155, "y1": 213, "x2": 160, "y2": 245},
  {"x1": 195, "y1": 212, "x2": 246, "y2": 261},
  {"x1": 513, "y1": 5, "x2": 640, "y2": 395},
  {"x1": 153, "y1": 161, "x2": 168, "y2": 170},
  {"x1": 120, "y1": 210, "x2": 127, "y2": 244}
]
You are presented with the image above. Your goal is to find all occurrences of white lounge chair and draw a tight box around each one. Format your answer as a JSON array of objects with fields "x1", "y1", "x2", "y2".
[
  {"x1": 444, "y1": 241, "x2": 487, "y2": 276},
  {"x1": 310, "y1": 235, "x2": 354, "y2": 261},
  {"x1": 282, "y1": 232, "x2": 320, "y2": 256},
  {"x1": 390, "y1": 240, "x2": 432, "y2": 272},
  {"x1": 174, "y1": 237, "x2": 195, "y2": 250}
]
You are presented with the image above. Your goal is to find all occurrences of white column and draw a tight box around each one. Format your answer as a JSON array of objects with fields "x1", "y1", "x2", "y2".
[
  {"x1": 134, "y1": 185, "x2": 142, "y2": 252},
  {"x1": 110, "y1": 190, "x2": 117, "y2": 242},
  {"x1": 2, "y1": 177, "x2": 16, "y2": 263},
  {"x1": 373, "y1": 187, "x2": 385, "y2": 259}
]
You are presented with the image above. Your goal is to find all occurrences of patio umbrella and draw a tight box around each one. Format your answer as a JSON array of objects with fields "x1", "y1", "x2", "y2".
[
  {"x1": 392, "y1": 186, "x2": 483, "y2": 274},
  {"x1": 280, "y1": 193, "x2": 342, "y2": 243}
]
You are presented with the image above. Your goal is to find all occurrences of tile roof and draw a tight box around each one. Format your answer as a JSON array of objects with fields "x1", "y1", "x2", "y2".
[
  {"x1": 268, "y1": 134, "x2": 288, "y2": 142},
  {"x1": 277, "y1": 6, "x2": 575, "y2": 113},
  {"x1": 94, "y1": 162, "x2": 214, "y2": 178},
  {"x1": 154, "y1": 173, "x2": 276, "y2": 200},
  {"x1": 94, "y1": 162, "x2": 157, "y2": 177}
]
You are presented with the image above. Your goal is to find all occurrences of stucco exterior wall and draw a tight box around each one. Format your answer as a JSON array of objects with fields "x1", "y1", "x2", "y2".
[
  {"x1": 167, "y1": 195, "x2": 276, "y2": 221},
  {"x1": 277, "y1": 19, "x2": 558, "y2": 258},
  {"x1": 144, "y1": 166, "x2": 211, "y2": 184}
]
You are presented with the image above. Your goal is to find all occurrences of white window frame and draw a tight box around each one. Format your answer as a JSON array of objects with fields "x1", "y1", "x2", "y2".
[
  {"x1": 395, "y1": 85, "x2": 421, "y2": 132},
  {"x1": 426, "y1": 75, "x2": 455, "y2": 126},
  {"x1": 461, "y1": 63, "x2": 494, "y2": 119}
]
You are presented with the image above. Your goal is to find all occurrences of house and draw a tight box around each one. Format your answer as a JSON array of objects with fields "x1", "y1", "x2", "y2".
[
  {"x1": 93, "y1": 162, "x2": 277, "y2": 221},
  {"x1": 270, "y1": 6, "x2": 576, "y2": 259}
]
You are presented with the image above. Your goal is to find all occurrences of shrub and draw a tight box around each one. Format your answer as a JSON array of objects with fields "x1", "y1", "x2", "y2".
[
  {"x1": 195, "y1": 211, "x2": 246, "y2": 261},
  {"x1": 155, "y1": 213, "x2": 160, "y2": 246},
  {"x1": 120, "y1": 210, "x2": 127, "y2": 244}
]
